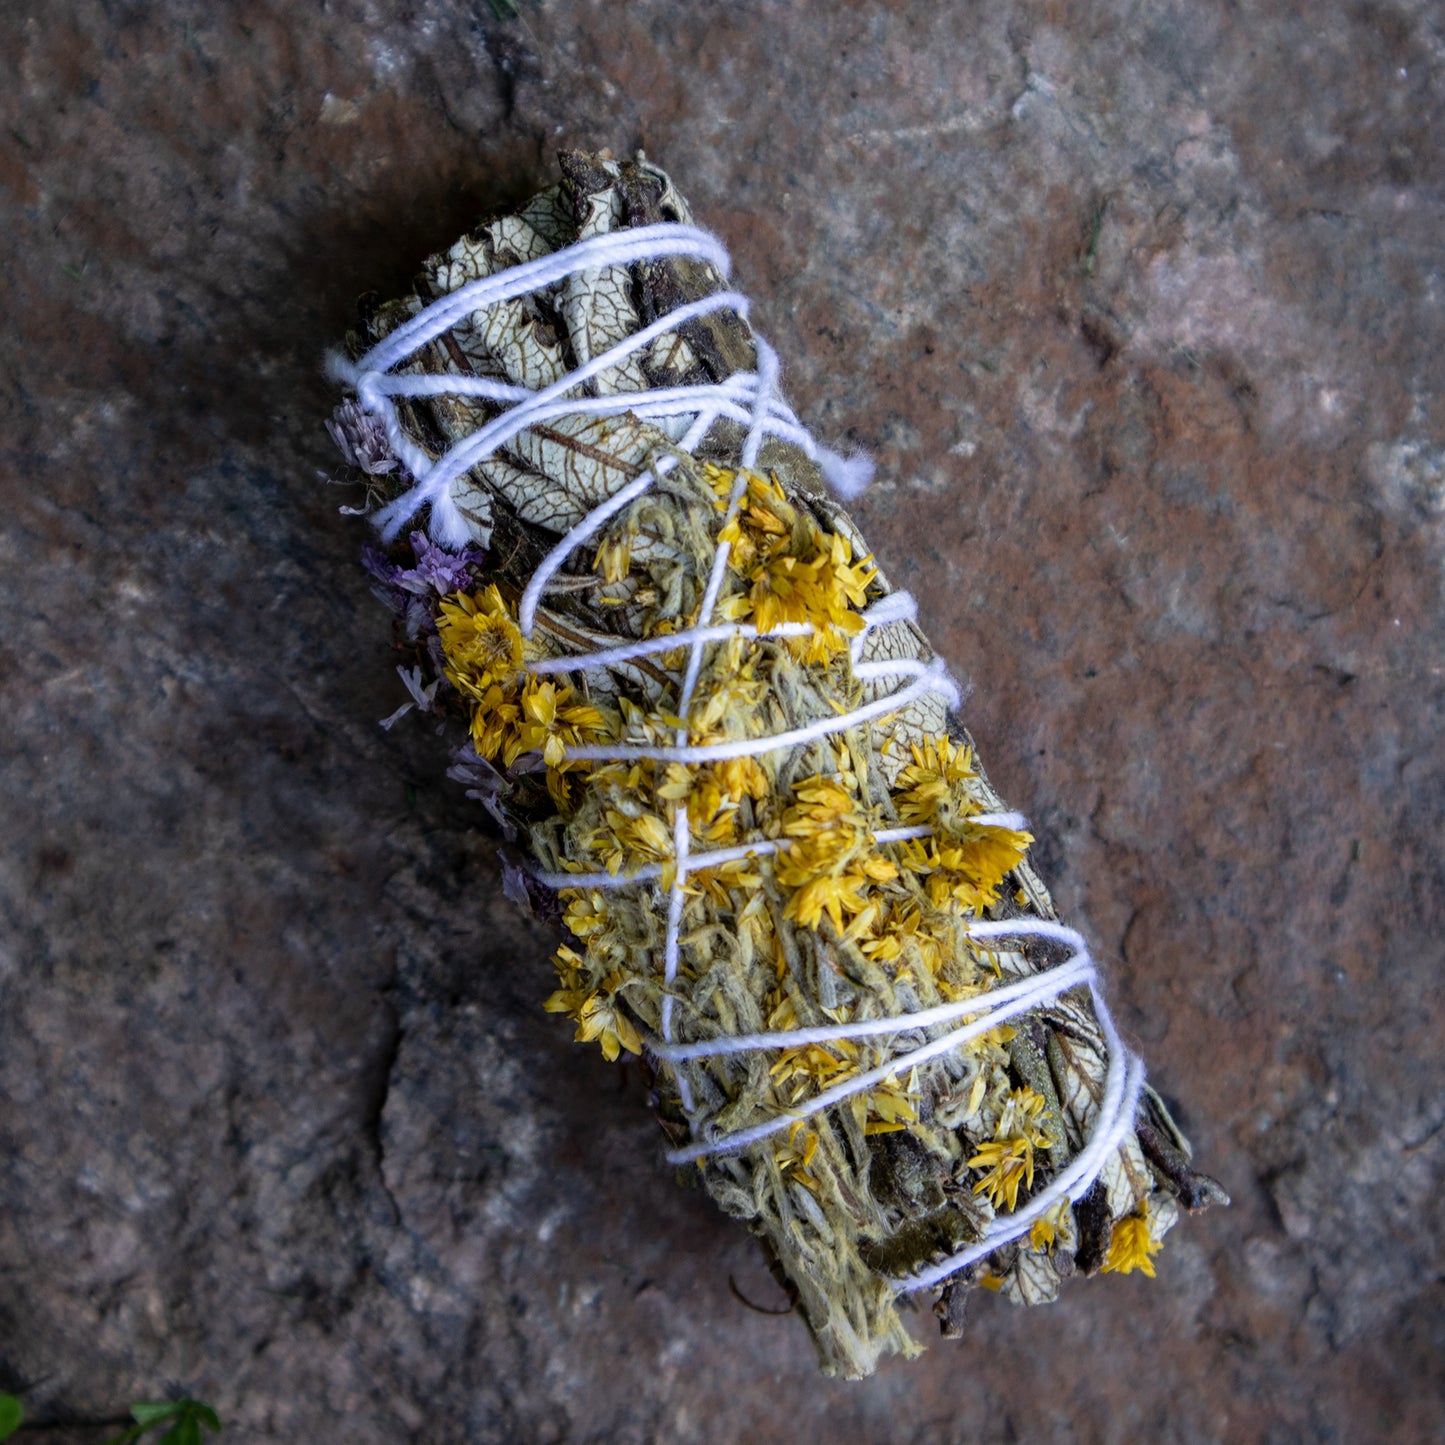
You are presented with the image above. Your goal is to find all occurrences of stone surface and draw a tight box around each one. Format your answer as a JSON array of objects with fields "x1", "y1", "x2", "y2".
[{"x1": 1, "y1": 2, "x2": 1441, "y2": 1440}]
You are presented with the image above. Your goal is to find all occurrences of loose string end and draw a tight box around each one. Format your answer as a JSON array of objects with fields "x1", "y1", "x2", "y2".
[{"x1": 819, "y1": 449, "x2": 875, "y2": 499}]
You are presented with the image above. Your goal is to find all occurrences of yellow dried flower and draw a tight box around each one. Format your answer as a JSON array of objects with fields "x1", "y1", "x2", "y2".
[
  {"x1": 861, "y1": 1068, "x2": 922, "y2": 1135},
  {"x1": 593, "y1": 533, "x2": 632, "y2": 584},
  {"x1": 437, "y1": 584, "x2": 524, "y2": 698},
  {"x1": 516, "y1": 678, "x2": 609, "y2": 770},
  {"x1": 967, "y1": 1137, "x2": 1033, "y2": 1213},
  {"x1": 996, "y1": 1085, "x2": 1053, "y2": 1150},
  {"x1": 589, "y1": 807, "x2": 674, "y2": 876},
  {"x1": 1029, "y1": 1201, "x2": 1071, "y2": 1253},
  {"x1": 968, "y1": 1087, "x2": 1054, "y2": 1213},
  {"x1": 899, "y1": 823, "x2": 1033, "y2": 914},
  {"x1": 713, "y1": 467, "x2": 795, "y2": 565},
  {"x1": 1103, "y1": 1207, "x2": 1162, "y2": 1278},
  {"x1": 712, "y1": 468, "x2": 877, "y2": 662},
  {"x1": 560, "y1": 888, "x2": 610, "y2": 940},
  {"x1": 892, "y1": 734, "x2": 980, "y2": 828},
  {"x1": 461, "y1": 682, "x2": 521, "y2": 766},
  {"x1": 780, "y1": 873, "x2": 868, "y2": 933},
  {"x1": 775, "y1": 1121, "x2": 821, "y2": 1193},
  {"x1": 770, "y1": 1038, "x2": 860, "y2": 1103},
  {"x1": 542, "y1": 946, "x2": 642, "y2": 1063},
  {"x1": 773, "y1": 772, "x2": 898, "y2": 932},
  {"x1": 437, "y1": 587, "x2": 611, "y2": 789}
]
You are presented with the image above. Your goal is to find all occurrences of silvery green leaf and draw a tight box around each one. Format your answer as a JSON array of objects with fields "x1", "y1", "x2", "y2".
[
  {"x1": 560, "y1": 173, "x2": 651, "y2": 398},
  {"x1": 1101, "y1": 1131, "x2": 1157, "y2": 1220},
  {"x1": 1002, "y1": 1243, "x2": 1062, "y2": 1306}
]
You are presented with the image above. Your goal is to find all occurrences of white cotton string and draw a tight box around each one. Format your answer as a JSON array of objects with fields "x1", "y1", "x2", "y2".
[
  {"x1": 657, "y1": 913, "x2": 1145, "y2": 1301},
  {"x1": 353, "y1": 370, "x2": 437, "y2": 487},
  {"x1": 342, "y1": 224, "x2": 732, "y2": 378},
  {"x1": 664, "y1": 965, "x2": 1087, "y2": 1168},
  {"x1": 518, "y1": 467, "x2": 664, "y2": 639},
  {"x1": 526, "y1": 620, "x2": 815, "y2": 675},
  {"x1": 679, "y1": 534, "x2": 739, "y2": 713},
  {"x1": 969, "y1": 811, "x2": 1029, "y2": 832},
  {"x1": 851, "y1": 658, "x2": 939, "y2": 684},
  {"x1": 853, "y1": 590, "x2": 918, "y2": 628},
  {"x1": 527, "y1": 590, "x2": 915, "y2": 677},
  {"x1": 366, "y1": 372, "x2": 834, "y2": 456},
  {"x1": 661, "y1": 447, "x2": 753, "y2": 1113},
  {"x1": 662, "y1": 807, "x2": 693, "y2": 1110},
  {"x1": 562, "y1": 660, "x2": 961, "y2": 765},
  {"x1": 889, "y1": 991, "x2": 1146, "y2": 1295},
  {"x1": 652, "y1": 949, "x2": 1095, "y2": 1063},
  {"x1": 343, "y1": 219, "x2": 1139, "y2": 1291},
  {"x1": 742, "y1": 339, "x2": 780, "y2": 470},
  {"x1": 648, "y1": 918, "x2": 1091, "y2": 1072},
  {"x1": 526, "y1": 818, "x2": 1016, "y2": 891},
  {"x1": 922, "y1": 815, "x2": 1021, "y2": 835},
  {"x1": 336, "y1": 226, "x2": 874, "y2": 553},
  {"x1": 365, "y1": 372, "x2": 532, "y2": 404},
  {"x1": 369, "y1": 290, "x2": 753, "y2": 545}
]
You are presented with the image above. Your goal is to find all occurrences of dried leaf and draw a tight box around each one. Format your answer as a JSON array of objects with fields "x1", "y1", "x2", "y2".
[{"x1": 1001, "y1": 1244, "x2": 1062, "y2": 1306}]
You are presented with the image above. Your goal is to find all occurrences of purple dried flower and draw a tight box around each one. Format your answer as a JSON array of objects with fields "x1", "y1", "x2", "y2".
[
  {"x1": 328, "y1": 399, "x2": 406, "y2": 477},
  {"x1": 447, "y1": 747, "x2": 518, "y2": 840},
  {"x1": 362, "y1": 532, "x2": 487, "y2": 642},
  {"x1": 499, "y1": 851, "x2": 534, "y2": 915},
  {"x1": 405, "y1": 532, "x2": 488, "y2": 596},
  {"x1": 499, "y1": 848, "x2": 562, "y2": 924},
  {"x1": 379, "y1": 665, "x2": 444, "y2": 730}
]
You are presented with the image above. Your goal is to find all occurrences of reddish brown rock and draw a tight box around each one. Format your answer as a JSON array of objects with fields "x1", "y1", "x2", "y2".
[{"x1": 0, "y1": 3, "x2": 1440, "y2": 1441}]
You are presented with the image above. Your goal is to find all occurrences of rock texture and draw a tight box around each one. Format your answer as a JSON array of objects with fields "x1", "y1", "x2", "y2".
[{"x1": 0, "y1": 2, "x2": 1440, "y2": 1441}]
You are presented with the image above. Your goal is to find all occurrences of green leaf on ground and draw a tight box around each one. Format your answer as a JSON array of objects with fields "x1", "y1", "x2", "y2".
[{"x1": 0, "y1": 1393, "x2": 24, "y2": 1441}]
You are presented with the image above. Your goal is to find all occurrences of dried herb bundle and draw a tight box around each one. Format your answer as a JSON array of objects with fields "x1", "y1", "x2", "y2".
[{"x1": 327, "y1": 151, "x2": 1225, "y2": 1379}]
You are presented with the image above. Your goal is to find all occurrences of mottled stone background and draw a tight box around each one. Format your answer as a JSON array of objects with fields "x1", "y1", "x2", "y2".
[{"x1": 1, "y1": 2, "x2": 1441, "y2": 1441}]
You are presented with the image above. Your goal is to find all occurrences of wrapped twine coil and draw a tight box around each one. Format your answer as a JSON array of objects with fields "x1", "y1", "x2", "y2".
[{"x1": 326, "y1": 150, "x2": 1226, "y2": 1378}]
